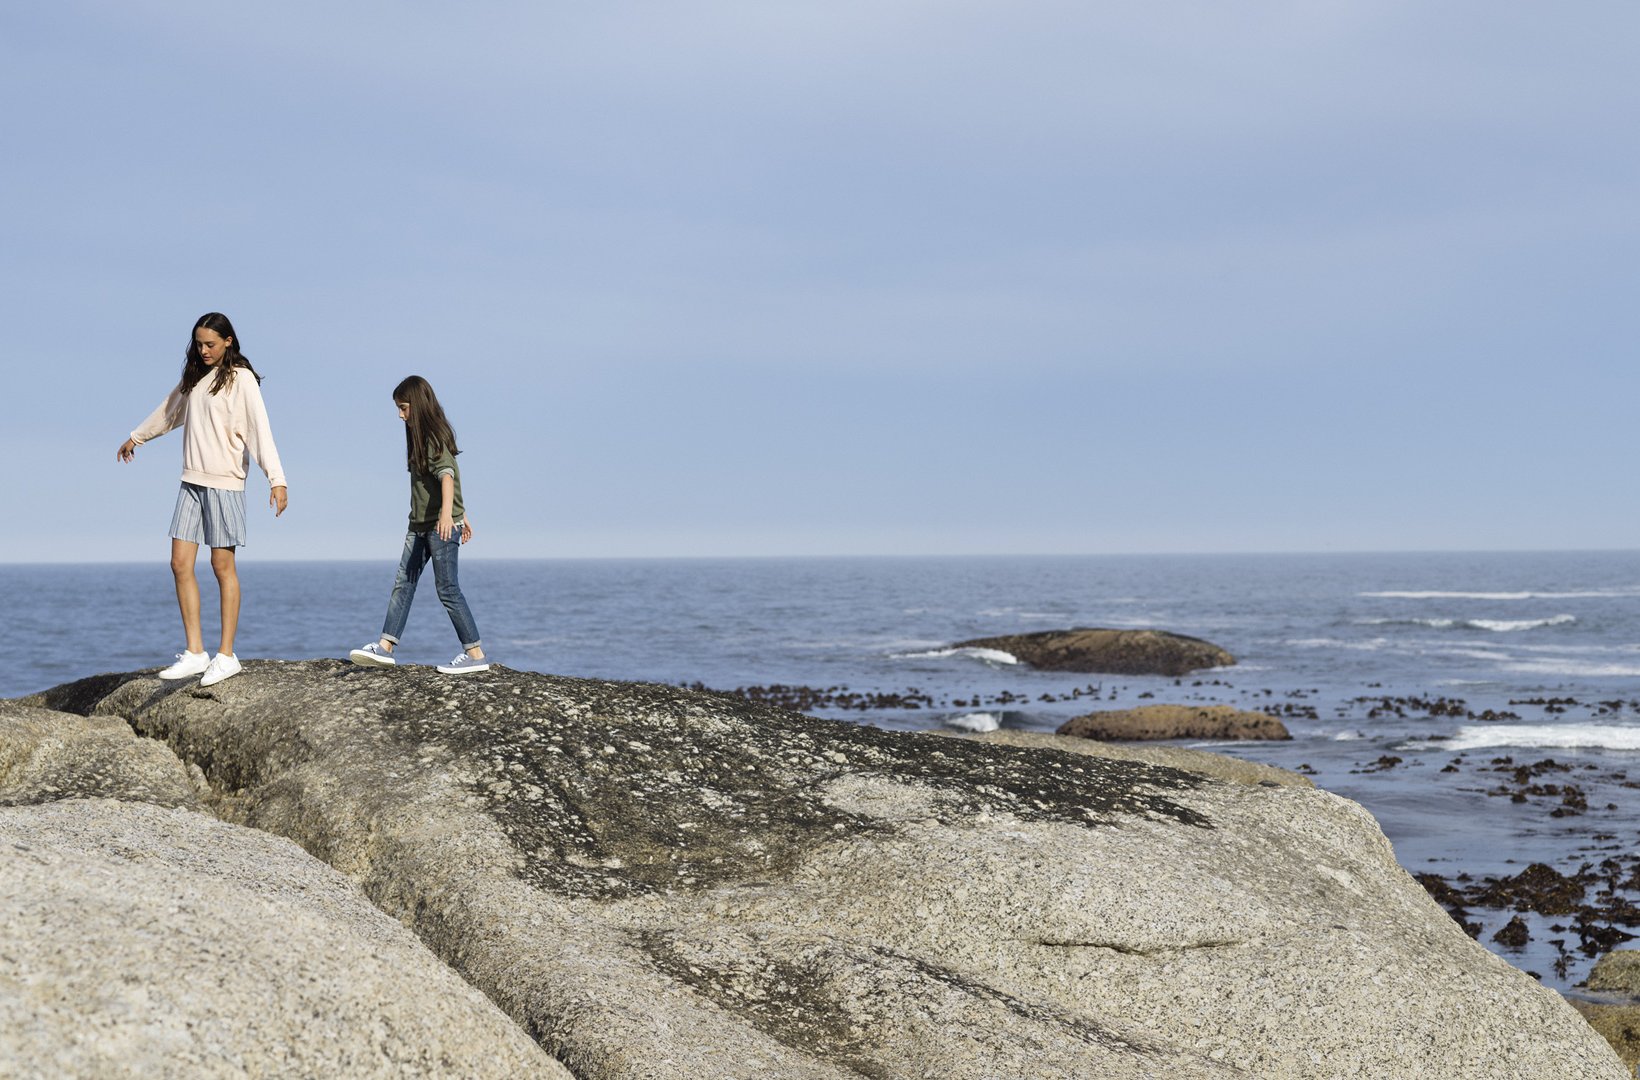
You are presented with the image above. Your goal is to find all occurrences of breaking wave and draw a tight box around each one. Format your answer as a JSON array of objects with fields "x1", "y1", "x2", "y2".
[
  {"x1": 1360, "y1": 615, "x2": 1577, "y2": 633},
  {"x1": 1436, "y1": 724, "x2": 1640, "y2": 752},
  {"x1": 892, "y1": 646, "x2": 1020, "y2": 666}
]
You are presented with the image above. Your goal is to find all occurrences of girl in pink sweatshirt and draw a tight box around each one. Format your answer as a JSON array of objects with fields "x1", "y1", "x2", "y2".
[{"x1": 117, "y1": 312, "x2": 288, "y2": 687}]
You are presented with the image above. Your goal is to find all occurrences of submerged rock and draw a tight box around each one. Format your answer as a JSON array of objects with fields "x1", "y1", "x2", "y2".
[
  {"x1": 1588, "y1": 949, "x2": 1640, "y2": 996},
  {"x1": 953, "y1": 628, "x2": 1235, "y2": 676},
  {"x1": 1057, "y1": 704, "x2": 1291, "y2": 741},
  {"x1": 16, "y1": 661, "x2": 1628, "y2": 1079}
]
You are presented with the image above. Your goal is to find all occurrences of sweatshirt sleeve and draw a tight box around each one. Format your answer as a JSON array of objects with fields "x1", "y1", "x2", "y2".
[
  {"x1": 238, "y1": 375, "x2": 287, "y2": 488},
  {"x1": 130, "y1": 385, "x2": 185, "y2": 444}
]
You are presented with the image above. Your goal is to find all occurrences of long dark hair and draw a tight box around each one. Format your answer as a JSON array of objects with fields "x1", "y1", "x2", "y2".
[
  {"x1": 394, "y1": 375, "x2": 460, "y2": 474},
  {"x1": 180, "y1": 312, "x2": 262, "y2": 395}
]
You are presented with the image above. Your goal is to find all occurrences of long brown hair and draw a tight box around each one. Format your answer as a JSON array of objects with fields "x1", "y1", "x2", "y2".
[
  {"x1": 393, "y1": 375, "x2": 460, "y2": 474},
  {"x1": 180, "y1": 312, "x2": 262, "y2": 395}
]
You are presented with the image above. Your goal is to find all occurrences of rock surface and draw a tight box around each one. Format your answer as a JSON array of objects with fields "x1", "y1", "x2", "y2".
[
  {"x1": 1058, "y1": 704, "x2": 1292, "y2": 741},
  {"x1": 0, "y1": 700, "x2": 202, "y2": 808},
  {"x1": 0, "y1": 799, "x2": 569, "y2": 1079},
  {"x1": 20, "y1": 661, "x2": 1628, "y2": 1079},
  {"x1": 954, "y1": 628, "x2": 1235, "y2": 675}
]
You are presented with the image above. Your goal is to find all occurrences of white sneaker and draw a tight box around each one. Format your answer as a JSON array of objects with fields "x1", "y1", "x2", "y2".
[
  {"x1": 349, "y1": 642, "x2": 397, "y2": 667},
  {"x1": 199, "y1": 653, "x2": 241, "y2": 687},
  {"x1": 159, "y1": 651, "x2": 211, "y2": 680},
  {"x1": 437, "y1": 653, "x2": 490, "y2": 675}
]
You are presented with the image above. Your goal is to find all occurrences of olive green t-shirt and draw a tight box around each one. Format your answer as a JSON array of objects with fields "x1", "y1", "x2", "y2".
[{"x1": 408, "y1": 444, "x2": 464, "y2": 529}]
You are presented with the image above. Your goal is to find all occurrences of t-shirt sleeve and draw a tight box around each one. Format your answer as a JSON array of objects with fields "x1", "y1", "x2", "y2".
[{"x1": 429, "y1": 445, "x2": 457, "y2": 479}]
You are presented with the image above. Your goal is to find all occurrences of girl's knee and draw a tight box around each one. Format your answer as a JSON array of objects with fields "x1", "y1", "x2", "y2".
[{"x1": 210, "y1": 549, "x2": 238, "y2": 575}]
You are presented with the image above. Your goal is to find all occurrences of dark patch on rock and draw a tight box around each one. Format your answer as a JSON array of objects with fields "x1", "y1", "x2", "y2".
[
  {"x1": 372, "y1": 668, "x2": 1214, "y2": 899},
  {"x1": 952, "y1": 629, "x2": 1234, "y2": 677},
  {"x1": 638, "y1": 932, "x2": 881, "y2": 1072}
]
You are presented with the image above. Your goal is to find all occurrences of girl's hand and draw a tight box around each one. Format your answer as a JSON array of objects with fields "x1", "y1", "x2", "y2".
[
  {"x1": 461, "y1": 518, "x2": 475, "y2": 545},
  {"x1": 270, "y1": 486, "x2": 288, "y2": 517},
  {"x1": 438, "y1": 513, "x2": 454, "y2": 541},
  {"x1": 117, "y1": 438, "x2": 136, "y2": 462}
]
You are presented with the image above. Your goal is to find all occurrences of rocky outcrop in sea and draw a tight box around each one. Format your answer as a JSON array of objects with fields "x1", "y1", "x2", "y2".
[
  {"x1": 4, "y1": 661, "x2": 1627, "y2": 1078},
  {"x1": 1057, "y1": 704, "x2": 1292, "y2": 741},
  {"x1": 954, "y1": 628, "x2": 1236, "y2": 675}
]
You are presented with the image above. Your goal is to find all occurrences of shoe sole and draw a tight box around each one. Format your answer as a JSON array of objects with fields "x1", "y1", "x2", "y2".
[
  {"x1": 199, "y1": 669, "x2": 239, "y2": 688},
  {"x1": 158, "y1": 670, "x2": 206, "y2": 680},
  {"x1": 349, "y1": 650, "x2": 397, "y2": 667},
  {"x1": 437, "y1": 664, "x2": 490, "y2": 675}
]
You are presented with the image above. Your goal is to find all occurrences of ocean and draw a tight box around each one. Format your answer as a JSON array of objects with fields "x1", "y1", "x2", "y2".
[{"x1": 8, "y1": 550, "x2": 1640, "y2": 994}]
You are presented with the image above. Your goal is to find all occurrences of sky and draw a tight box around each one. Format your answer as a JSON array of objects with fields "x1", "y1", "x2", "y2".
[{"x1": 3, "y1": 2, "x2": 1637, "y2": 562}]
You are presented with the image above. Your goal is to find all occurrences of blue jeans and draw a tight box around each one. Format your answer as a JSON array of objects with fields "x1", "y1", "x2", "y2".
[{"x1": 380, "y1": 526, "x2": 482, "y2": 650}]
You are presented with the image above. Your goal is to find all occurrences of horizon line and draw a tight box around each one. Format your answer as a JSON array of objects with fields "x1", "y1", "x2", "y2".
[{"x1": 3, "y1": 546, "x2": 1638, "y2": 568}]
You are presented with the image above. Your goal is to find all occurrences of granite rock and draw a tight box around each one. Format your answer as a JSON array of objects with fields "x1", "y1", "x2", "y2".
[
  {"x1": 23, "y1": 662, "x2": 1626, "y2": 1079},
  {"x1": 0, "y1": 799, "x2": 570, "y2": 1079},
  {"x1": 0, "y1": 699, "x2": 202, "y2": 808}
]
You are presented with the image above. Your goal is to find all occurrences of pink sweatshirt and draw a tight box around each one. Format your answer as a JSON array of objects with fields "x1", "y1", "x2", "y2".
[{"x1": 131, "y1": 367, "x2": 287, "y2": 491}]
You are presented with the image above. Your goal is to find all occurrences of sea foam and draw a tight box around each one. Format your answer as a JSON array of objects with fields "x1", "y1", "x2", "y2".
[
  {"x1": 1436, "y1": 724, "x2": 1640, "y2": 752},
  {"x1": 893, "y1": 646, "x2": 1020, "y2": 666},
  {"x1": 946, "y1": 712, "x2": 1002, "y2": 733}
]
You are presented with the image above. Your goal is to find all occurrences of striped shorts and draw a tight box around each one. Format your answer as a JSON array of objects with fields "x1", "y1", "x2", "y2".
[{"x1": 169, "y1": 482, "x2": 247, "y2": 549}]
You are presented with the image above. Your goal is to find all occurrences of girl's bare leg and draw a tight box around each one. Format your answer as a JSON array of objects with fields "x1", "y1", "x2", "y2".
[
  {"x1": 211, "y1": 547, "x2": 240, "y2": 656},
  {"x1": 170, "y1": 538, "x2": 205, "y2": 654}
]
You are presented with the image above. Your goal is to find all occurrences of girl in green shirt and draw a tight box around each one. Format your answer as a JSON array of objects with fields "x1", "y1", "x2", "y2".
[{"x1": 349, "y1": 376, "x2": 489, "y2": 675}]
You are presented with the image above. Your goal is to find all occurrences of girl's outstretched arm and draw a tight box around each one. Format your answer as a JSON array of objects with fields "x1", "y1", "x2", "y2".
[{"x1": 123, "y1": 386, "x2": 186, "y2": 460}]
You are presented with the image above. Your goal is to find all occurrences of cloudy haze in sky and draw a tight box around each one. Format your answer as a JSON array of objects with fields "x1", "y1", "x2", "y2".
[{"x1": 4, "y1": 2, "x2": 1636, "y2": 561}]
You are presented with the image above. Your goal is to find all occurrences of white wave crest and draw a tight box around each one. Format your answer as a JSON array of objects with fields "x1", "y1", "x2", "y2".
[
  {"x1": 1434, "y1": 724, "x2": 1640, "y2": 752},
  {"x1": 946, "y1": 712, "x2": 1001, "y2": 733},
  {"x1": 892, "y1": 646, "x2": 1020, "y2": 666},
  {"x1": 1469, "y1": 615, "x2": 1577, "y2": 632},
  {"x1": 1359, "y1": 615, "x2": 1577, "y2": 632},
  {"x1": 1361, "y1": 588, "x2": 1640, "y2": 600},
  {"x1": 1286, "y1": 637, "x2": 1390, "y2": 652},
  {"x1": 1500, "y1": 657, "x2": 1640, "y2": 678}
]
